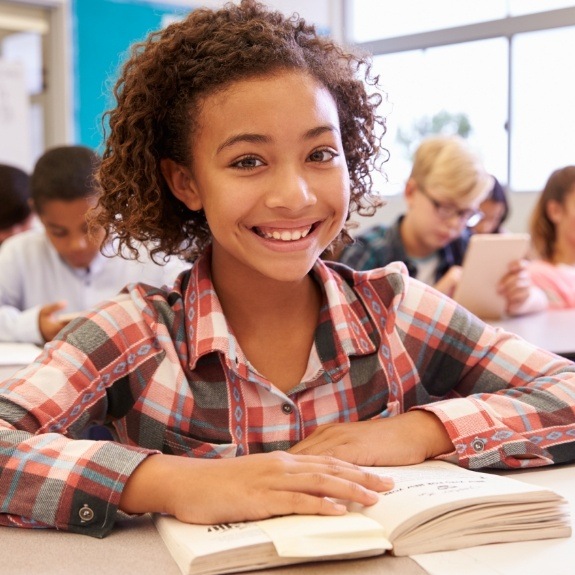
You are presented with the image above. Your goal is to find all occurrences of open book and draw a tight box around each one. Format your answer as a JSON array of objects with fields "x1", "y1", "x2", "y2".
[
  {"x1": 0, "y1": 342, "x2": 42, "y2": 366},
  {"x1": 153, "y1": 460, "x2": 571, "y2": 575}
]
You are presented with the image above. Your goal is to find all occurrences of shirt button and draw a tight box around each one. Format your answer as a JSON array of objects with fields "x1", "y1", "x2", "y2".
[
  {"x1": 281, "y1": 403, "x2": 293, "y2": 414},
  {"x1": 79, "y1": 504, "x2": 95, "y2": 522},
  {"x1": 471, "y1": 438, "x2": 486, "y2": 452}
]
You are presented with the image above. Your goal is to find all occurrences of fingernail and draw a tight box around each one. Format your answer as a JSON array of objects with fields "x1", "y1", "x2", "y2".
[{"x1": 365, "y1": 490, "x2": 380, "y2": 502}]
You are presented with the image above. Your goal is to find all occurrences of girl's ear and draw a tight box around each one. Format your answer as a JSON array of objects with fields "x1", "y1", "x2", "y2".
[
  {"x1": 545, "y1": 199, "x2": 563, "y2": 225},
  {"x1": 160, "y1": 159, "x2": 203, "y2": 211}
]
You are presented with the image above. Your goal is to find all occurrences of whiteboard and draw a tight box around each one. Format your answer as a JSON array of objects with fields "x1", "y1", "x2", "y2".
[{"x1": 0, "y1": 59, "x2": 32, "y2": 171}]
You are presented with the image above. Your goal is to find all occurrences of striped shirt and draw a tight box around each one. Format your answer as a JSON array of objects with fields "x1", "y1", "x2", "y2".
[{"x1": 1, "y1": 252, "x2": 575, "y2": 537}]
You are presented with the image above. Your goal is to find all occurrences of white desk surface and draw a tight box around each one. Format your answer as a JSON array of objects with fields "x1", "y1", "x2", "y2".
[{"x1": 490, "y1": 308, "x2": 575, "y2": 358}]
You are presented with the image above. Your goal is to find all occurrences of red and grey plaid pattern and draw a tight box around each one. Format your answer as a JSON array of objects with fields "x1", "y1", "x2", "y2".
[{"x1": 1, "y1": 253, "x2": 574, "y2": 537}]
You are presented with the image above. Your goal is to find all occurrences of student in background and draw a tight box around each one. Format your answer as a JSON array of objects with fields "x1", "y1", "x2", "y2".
[
  {"x1": 336, "y1": 136, "x2": 541, "y2": 315},
  {"x1": 528, "y1": 165, "x2": 575, "y2": 308},
  {"x1": 471, "y1": 176, "x2": 509, "y2": 234},
  {"x1": 0, "y1": 163, "x2": 36, "y2": 244},
  {"x1": 0, "y1": 145, "x2": 188, "y2": 343},
  {"x1": 0, "y1": 0, "x2": 574, "y2": 539}
]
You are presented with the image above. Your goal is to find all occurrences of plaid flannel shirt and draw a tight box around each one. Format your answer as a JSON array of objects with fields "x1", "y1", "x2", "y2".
[{"x1": 1, "y1": 252, "x2": 575, "y2": 537}]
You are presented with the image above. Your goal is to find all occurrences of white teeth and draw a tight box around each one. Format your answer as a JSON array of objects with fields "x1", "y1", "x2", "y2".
[{"x1": 260, "y1": 226, "x2": 312, "y2": 241}]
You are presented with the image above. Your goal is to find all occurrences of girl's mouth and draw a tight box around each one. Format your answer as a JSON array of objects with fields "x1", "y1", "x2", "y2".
[{"x1": 253, "y1": 223, "x2": 318, "y2": 242}]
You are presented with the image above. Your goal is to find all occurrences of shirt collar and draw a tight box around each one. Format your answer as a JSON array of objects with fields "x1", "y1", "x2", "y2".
[{"x1": 182, "y1": 250, "x2": 377, "y2": 378}]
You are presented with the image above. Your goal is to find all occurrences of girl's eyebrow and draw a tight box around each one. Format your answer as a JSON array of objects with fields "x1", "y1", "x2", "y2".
[
  {"x1": 217, "y1": 133, "x2": 269, "y2": 154},
  {"x1": 304, "y1": 124, "x2": 340, "y2": 140},
  {"x1": 216, "y1": 124, "x2": 340, "y2": 154}
]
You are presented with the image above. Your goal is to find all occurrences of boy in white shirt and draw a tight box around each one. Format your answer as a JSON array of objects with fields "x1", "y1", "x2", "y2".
[{"x1": 0, "y1": 145, "x2": 188, "y2": 343}]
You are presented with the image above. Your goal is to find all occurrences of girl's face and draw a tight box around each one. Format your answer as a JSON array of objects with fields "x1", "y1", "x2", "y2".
[
  {"x1": 166, "y1": 70, "x2": 350, "y2": 284},
  {"x1": 472, "y1": 199, "x2": 506, "y2": 234},
  {"x1": 548, "y1": 185, "x2": 575, "y2": 252}
]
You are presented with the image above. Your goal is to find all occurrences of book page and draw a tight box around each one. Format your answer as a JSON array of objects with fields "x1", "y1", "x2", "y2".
[
  {"x1": 412, "y1": 463, "x2": 575, "y2": 574},
  {"x1": 154, "y1": 513, "x2": 389, "y2": 575},
  {"x1": 351, "y1": 461, "x2": 565, "y2": 541},
  {"x1": 0, "y1": 343, "x2": 42, "y2": 366},
  {"x1": 256, "y1": 513, "x2": 391, "y2": 557},
  {"x1": 154, "y1": 515, "x2": 271, "y2": 558}
]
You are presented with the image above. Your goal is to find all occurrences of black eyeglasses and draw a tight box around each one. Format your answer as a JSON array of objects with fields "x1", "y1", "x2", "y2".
[{"x1": 418, "y1": 186, "x2": 484, "y2": 227}]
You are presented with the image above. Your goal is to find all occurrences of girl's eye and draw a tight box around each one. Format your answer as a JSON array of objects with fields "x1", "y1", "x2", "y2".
[
  {"x1": 308, "y1": 148, "x2": 338, "y2": 163},
  {"x1": 232, "y1": 156, "x2": 264, "y2": 170}
]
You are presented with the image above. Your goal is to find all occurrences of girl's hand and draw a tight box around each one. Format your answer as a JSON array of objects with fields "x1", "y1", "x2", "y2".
[
  {"x1": 498, "y1": 260, "x2": 548, "y2": 316},
  {"x1": 120, "y1": 451, "x2": 393, "y2": 524},
  {"x1": 288, "y1": 411, "x2": 454, "y2": 467}
]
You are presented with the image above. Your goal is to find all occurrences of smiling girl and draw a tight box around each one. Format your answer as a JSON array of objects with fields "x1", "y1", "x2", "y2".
[{"x1": 1, "y1": 0, "x2": 575, "y2": 538}]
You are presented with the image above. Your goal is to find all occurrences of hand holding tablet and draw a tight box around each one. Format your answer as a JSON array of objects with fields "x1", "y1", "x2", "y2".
[{"x1": 453, "y1": 233, "x2": 531, "y2": 319}]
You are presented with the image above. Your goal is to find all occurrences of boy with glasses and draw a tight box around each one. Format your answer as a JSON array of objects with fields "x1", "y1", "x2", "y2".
[{"x1": 337, "y1": 135, "x2": 544, "y2": 316}]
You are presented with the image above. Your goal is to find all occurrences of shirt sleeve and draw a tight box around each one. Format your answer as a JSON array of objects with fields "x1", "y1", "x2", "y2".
[
  {"x1": 0, "y1": 296, "x2": 162, "y2": 537},
  {"x1": 385, "y1": 272, "x2": 575, "y2": 469},
  {"x1": 0, "y1": 239, "x2": 43, "y2": 343},
  {"x1": 0, "y1": 304, "x2": 43, "y2": 344}
]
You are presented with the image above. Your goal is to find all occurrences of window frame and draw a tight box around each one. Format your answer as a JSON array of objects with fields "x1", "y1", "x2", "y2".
[{"x1": 343, "y1": 4, "x2": 575, "y2": 193}]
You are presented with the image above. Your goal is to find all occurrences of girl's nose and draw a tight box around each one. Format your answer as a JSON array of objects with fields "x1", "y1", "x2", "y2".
[{"x1": 265, "y1": 167, "x2": 317, "y2": 211}]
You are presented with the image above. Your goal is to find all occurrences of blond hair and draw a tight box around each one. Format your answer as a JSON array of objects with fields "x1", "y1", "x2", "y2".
[{"x1": 410, "y1": 135, "x2": 492, "y2": 202}]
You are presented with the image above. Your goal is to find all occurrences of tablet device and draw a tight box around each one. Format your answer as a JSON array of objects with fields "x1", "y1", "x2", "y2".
[{"x1": 453, "y1": 233, "x2": 531, "y2": 319}]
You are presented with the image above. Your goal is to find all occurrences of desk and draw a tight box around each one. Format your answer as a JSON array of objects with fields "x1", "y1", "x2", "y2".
[
  {"x1": 2, "y1": 463, "x2": 574, "y2": 575},
  {"x1": 1, "y1": 515, "x2": 425, "y2": 575},
  {"x1": 490, "y1": 308, "x2": 575, "y2": 360}
]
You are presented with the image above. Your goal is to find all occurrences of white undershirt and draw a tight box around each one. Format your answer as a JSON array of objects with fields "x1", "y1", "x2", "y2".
[{"x1": 412, "y1": 253, "x2": 440, "y2": 286}]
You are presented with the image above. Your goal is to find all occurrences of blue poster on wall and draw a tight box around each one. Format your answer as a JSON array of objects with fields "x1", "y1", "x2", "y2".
[{"x1": 72, "y1": 0, "x2": 192, "y2": 151}]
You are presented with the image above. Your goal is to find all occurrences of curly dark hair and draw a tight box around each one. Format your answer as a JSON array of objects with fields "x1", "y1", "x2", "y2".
[{"x1": 93, "y1": 0, "x2": 386, "y2": 261}]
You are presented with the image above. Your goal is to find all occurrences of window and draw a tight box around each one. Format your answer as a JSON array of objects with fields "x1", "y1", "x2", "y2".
[
  {"x1": 348, "y1": 1, "x2": 575, "y2": 193},
  {"x1": 372, "y1": 39, "x2": 508, "y2": 195},
  {"x1": 511, "y1": 26, "x2": 575, "y2": 191}
]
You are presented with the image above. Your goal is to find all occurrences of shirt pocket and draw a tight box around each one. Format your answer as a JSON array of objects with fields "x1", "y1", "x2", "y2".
[{"x1": 163, "y1": 429, "x2": 238, "y2": 458}]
